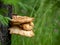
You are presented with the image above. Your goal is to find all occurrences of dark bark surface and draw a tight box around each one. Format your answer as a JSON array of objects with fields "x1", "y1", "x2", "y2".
[{"x1": 0, "y1": 3, "x2": 12, "y2": 45}]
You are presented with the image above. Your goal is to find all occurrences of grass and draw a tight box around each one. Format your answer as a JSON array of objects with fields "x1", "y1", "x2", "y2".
[
  {"x1": 11, "y1": 0, "x2": 60, "y2": 45},
  {"x1": 0, "y1": 0, "x2": 60, "y2": 45}
]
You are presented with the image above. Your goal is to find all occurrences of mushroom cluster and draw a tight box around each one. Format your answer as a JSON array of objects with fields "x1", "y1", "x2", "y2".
[{"x1": 9, "y1": 15, "x2": 34, "y2": 37}]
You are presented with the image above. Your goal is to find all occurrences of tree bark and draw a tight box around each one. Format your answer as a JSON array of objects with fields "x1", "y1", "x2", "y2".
[{"x1": 0, "y1": 4, "x2": 12, "y2": 45}]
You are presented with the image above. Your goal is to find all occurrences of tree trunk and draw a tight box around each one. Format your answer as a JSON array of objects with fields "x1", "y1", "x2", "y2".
[{"x1": 0, "y1": 4, "x2": 12, "y2": 45}]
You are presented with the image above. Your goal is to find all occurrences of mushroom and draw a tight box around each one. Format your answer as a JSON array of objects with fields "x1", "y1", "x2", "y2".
[
  {"x1": 22, "y1": 23, "x2": 33, "y2": 31},
  {"x1": 9, "y1": 26, "x2": 34, "y2": 37},
  {"x1": 9, "y1": 15, "x2": 35, "y2": 37},
  {"x1": 11, "y1": 15, "x2": 34, "y2": 24}
]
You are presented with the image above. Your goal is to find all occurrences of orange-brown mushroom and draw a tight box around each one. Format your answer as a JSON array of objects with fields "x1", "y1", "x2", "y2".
[
  {"x1": 9, "y1": 26, "x2": 34, "y2": 37},
  {"x1": 11, "y1": 15, "x2": 34, "y2": 24},
  {"x1": 9, "y1": 15, "x2": 35, "y2": 37},
  {"x1": 22, "y1": 23, "x2": 33, "y2": 31}
]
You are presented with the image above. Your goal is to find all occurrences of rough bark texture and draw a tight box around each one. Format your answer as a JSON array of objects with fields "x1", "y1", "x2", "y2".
[{"x1": 0, "y1": 3, "x2": 12, "y2": 45}]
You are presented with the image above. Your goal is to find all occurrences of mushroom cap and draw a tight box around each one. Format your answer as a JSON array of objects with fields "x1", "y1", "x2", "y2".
[
  {"x1": 22, "y1": 23, "x2": 33, "y2": 31},
  {"x1": 11, "y1": 15, "x2": 34, "y2": 24},
  {"x1": 9, "y1": 26, "x2": 34, "y2": 37}
]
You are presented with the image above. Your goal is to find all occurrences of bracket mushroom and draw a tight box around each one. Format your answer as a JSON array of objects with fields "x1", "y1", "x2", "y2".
[{"x1": 9, "y1": 15, "x2": 35, "y2": 37}]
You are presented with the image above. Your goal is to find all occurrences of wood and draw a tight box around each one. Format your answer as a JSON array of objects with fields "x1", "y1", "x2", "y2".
[{"x1": 0, "y1": 3, "x2": 12, "y2": 45}]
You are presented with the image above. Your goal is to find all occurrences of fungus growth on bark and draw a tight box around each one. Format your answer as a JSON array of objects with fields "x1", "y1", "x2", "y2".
[{"x1": 9, "y1": 15, "x2": 35, "y2": 37}]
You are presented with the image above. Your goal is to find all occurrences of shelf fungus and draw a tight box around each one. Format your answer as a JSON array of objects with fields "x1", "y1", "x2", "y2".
[{"x1": 9, "y1": 15, "x2": 35, "y2": 37}]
